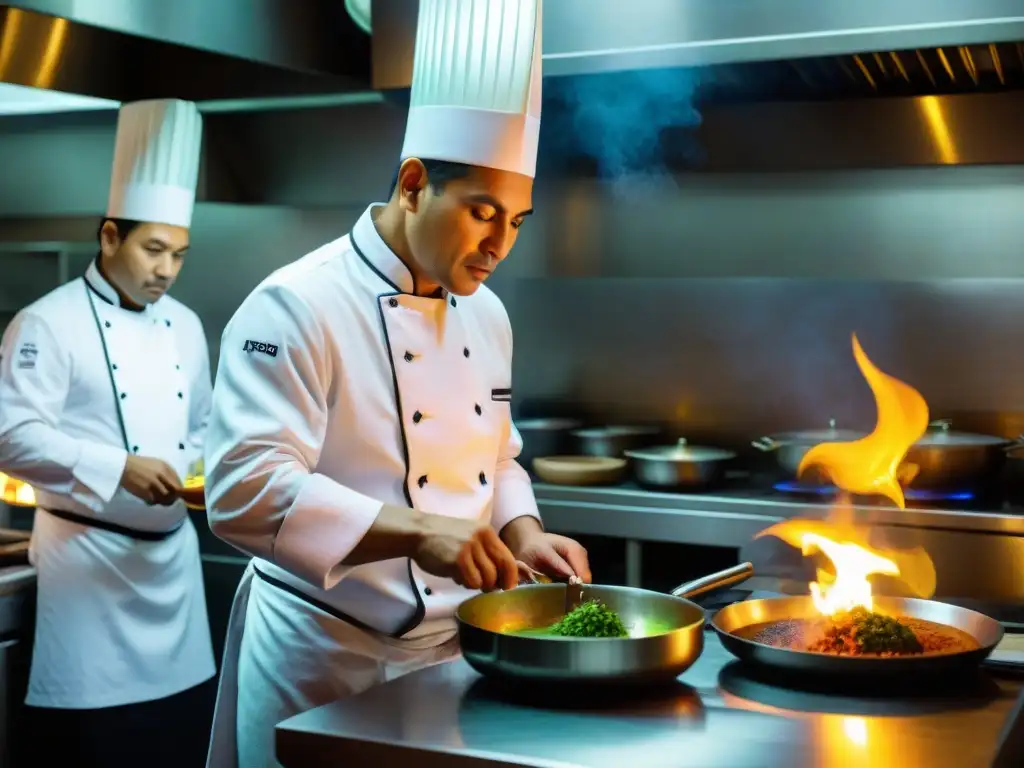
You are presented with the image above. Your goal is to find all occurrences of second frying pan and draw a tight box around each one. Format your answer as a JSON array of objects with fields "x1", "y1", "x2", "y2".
[{"x1": 711, "y1": 595, "x2": 1004, "y2": 678}]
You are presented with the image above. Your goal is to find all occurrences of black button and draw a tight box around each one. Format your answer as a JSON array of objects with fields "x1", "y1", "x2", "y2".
[
  {"x1": 120, "y1": 392, "x2": 127, "y2": 400},
  {"x1": 177, "y1": 392, "x2": 183, "y2": 399},
  {"x1": 404, "y1": 351, "x2": 414, "y2": 362},
  {"x1": 132, "y1": 446, "x2": 139, "y2": 453},
  {"x1": 165, "y1": 320, "x2": 171, "y2": 327},
  {"x1": 413, "y1": 411, "x2": 423, "y2": 424},
  {"x1": 463, "y1": 347, "x2": 470, "y2": 358},
  {"x1": 479, "y1": 471, "x2": 487, "y2": 485},
  {"x1": 175, "y1": 364, "x2": 180, "y2": 370},
  {"x1": 418, "y1": 475, "x2": 428, "y2": 488},
  {"x1": 450, "y1": 297, "x2": 457, "y2": 307},
  {"x1": 111, "y1": 364, "x2": 118, "y2": 371},
  {"x1": 424, "y1": 587, "x2": 433, "y2": 596},
  {"x1": 388, "y1": 298, "x2": 399, "y2": 308},
  {"x1": 179, "y1": 443, "x2": 185, "y2": 450},
  {"x1": 104, "y1": 321, "x2": 111, "y2": 328},
  {"x1": 475, "y1": 404, "x2": 482, "y2": 415}
]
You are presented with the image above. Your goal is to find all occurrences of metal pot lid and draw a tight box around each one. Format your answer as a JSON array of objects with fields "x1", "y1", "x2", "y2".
[
  {"x1": 573, "y1": 425, "x2": 662, "y2": 438},
  {"x1": 515, "y1": 418, "x2": 582, "y2": 431},
  {"x1": 756, "y1": 418, "x2": 867, "y2": 445},
  {"x1": 913, "y1": 421, "x2": 1010, "y2": 447},
  {"x1": 769, "y1": 428, "x2": 867, "y2": 443},
  {"x1": 626, "y1": 438, "x2": 737, "y2": 462}
]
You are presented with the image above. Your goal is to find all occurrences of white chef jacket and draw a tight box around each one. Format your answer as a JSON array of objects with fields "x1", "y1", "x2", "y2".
[
  {"x1": 205, "y1": 203, "x2": 541, "y2": 638},
  {"x1": 0, "y1": 259, "x2": 216, "y2": 709}
]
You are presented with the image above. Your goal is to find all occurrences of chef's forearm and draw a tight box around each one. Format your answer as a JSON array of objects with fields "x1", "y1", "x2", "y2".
[
  {"x1": 341, "y1": 504, "x2": 430, "y2": 565},
  {"x1": 498, "y1": 514, "x2": 544, "y2": 553},
  {"x1": 0, "y1": 422, "x2": 126, "y2": 509}
]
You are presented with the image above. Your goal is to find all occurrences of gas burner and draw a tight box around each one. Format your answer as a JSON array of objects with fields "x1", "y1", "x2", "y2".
[{"x1": 772, "y1": 481, "x2": 975, "y2": 504}]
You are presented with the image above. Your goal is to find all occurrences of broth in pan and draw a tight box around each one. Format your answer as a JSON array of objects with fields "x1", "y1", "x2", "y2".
[{"x1": 735, "y1": 608, "x2": 979, "y2": 657}]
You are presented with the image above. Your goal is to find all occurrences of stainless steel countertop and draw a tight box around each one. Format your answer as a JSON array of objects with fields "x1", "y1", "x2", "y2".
[
  {"x1": 0, "y1": 564, "x2": 35, "y2": 596},
  {"x1": 276, "y1": 634, "x2": 1024, "y2": 768},
  {"x1": 534, "y1": 483, "x2": 1024, "y2": 549}
]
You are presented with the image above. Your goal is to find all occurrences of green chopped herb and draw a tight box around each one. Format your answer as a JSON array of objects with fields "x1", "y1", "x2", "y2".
[
  {"x1": 550, "y1": 599, "x2": 629, "y2": 638},
  {"x1": 813, "y1": 606, "x2": 923, "y2": 655}
]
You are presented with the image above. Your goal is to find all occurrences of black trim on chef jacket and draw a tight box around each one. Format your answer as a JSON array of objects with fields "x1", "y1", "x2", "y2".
[
  {"x1": 43, "y1": 507, "x2": 184, "y2": 542},
  {"x1": 80, "y1": 273, "x2": 190, "y2": 542},
  {"x1": 351, "y1": 232, "x2": 444, "y2": 639},
  {"x1": 252, "y1": 565, "x2": 386, "y2": 635}
]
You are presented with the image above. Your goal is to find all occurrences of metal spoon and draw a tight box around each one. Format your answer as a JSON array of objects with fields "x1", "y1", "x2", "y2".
[{"x1": 515, "y1": 562, "x2": 586, "y2": 613}]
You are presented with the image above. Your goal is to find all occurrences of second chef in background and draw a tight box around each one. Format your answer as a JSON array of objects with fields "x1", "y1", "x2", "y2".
[
  {"x1": 0, "y1": 99, "x2": 216, "y2": 767},
  {"x1": 202, "y1": 1, "x2": 589, "y2": 766}
]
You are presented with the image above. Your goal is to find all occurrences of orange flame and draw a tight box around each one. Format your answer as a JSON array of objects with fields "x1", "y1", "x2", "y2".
[
  {"x1": 758, "y1": 332, "x2": 937, "y2": 614},
  {"x1": 797, "y1": 333, "x2": 929, "y2": 509},
  {"x1": 0, "y1": 472, "x2": 36, "y2": 507},
  {"x1": 756, "y1": 519, "x2": 936, "y2": 615}
]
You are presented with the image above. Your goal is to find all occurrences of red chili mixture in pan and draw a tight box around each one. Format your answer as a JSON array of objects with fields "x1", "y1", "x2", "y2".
[{"x1": 736, "y1": 607, "x2": 979, "y2": 657}]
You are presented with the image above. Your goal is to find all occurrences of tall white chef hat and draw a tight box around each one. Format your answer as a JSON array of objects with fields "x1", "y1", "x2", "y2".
[
  {"x1": 106, "y1": 99, "x2": 203, "y2": 228},
  {"x1": 400, "y1": 0, "x2": 543, "y2": 179}
]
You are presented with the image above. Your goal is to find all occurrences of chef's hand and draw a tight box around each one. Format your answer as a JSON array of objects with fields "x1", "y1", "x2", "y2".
[
  {"x1": 501, "y1": 517, "x2": 592, "y2": 583},
  {"x1": 120, "y1": 456, "x2": 183, "y2": 506},
  {"x1": 413, "y1": 517, "x2": 519, "y2": 592},
  {"x1": 515, "y1": 532, "x2": 592, "y2": 584}
]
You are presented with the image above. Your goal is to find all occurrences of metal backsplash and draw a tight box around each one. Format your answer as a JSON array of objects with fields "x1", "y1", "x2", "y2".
[
  {"x1": 3, "y1": 167, "x2": 1023, "y2": 449},
  {"x1": 497, "y1": 165, "x2": 1024, "y2": 446}
]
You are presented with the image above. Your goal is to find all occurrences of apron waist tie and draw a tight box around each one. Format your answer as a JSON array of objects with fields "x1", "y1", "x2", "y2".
[
  {"x1": 43, "y1": 507, "x2": 184, "y2": 542},
  {"x1": 252, "y1": 565, "x2": 406, "y2": 639}
]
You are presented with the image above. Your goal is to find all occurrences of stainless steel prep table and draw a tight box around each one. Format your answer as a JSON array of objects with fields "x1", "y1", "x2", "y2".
[{"x1": 276, "y1": 633, "x2": 1024, "y2": 768}]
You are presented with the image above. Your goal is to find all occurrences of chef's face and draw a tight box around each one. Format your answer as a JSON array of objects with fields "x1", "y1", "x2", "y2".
[
  {"x1": 99, "y1": 220, "x2": 190, "y2": 305},
  {"x1": 398, "y1": 159, "x2": 534, "y2": 296}
]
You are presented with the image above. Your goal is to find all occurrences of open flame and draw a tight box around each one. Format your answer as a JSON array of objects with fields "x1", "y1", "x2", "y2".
[
  {"x1": 802, "y1": 532, "x2": 899, "y2": 615},
  {"x1": 797, "y1": 334, "x2": 929, "y2": 510},
  {"x1": 756, "y1": 519, "x2": 936, "y2": 616},
  {"x1": 0, "y1": 472, "x2": 36, "y2": 507},
  {"x1": 757, "y1": 334, "x2": 935, "y2": 615}
]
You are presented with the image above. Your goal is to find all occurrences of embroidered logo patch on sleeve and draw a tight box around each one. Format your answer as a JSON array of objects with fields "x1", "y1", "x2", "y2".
[
  {"x1": 17, "y1": 343, "x2": 38, "y2": 370},
  {"x1": 242, "y1": 340, "x2": 279, "y2": 358}
]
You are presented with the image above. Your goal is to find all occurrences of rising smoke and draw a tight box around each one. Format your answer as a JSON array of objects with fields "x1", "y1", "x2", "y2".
[{"x1": 542, "y1": 66, "x2": 706, "y2": 195}]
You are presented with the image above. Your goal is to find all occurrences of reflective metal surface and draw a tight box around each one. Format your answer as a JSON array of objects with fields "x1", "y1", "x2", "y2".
[
  {"x1": 573, "y1": 426, "x2": 663, "y2": 458},
  {"x1": 372, "y1": 0, "x2": 1024, "y2": 84},
  {"x1": 754, "y1": 419, "x2": 1016, "y2": 490},
  {"x1": 713, "y1": 595, "x2": 1004, "y2": 677},
  {"x1": 513, "y1": 418, "x2": 582, "y2": 469},
  {"x1": 456, "y1": 564, "x2": 753, "y2": 685},
  {"x1": 626, "y1": 439, "x2": 738, "y2": 490},
  {"x1": 275, "y1": 635, "x2": 1024, "y2": 768},
  {"x1": 0, "y1": 1, "x2": 367, "y2": 102}
]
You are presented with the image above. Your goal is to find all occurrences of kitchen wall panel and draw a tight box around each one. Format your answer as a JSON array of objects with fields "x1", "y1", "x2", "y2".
[{"x1": 2, "y1": 145, "x2": 1024, "y2": 444}]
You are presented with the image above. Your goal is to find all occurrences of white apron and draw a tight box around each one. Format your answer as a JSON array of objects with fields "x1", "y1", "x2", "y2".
[
  {"x1": 207, "y1": 564, "x2": 461, "y2": 768},
  {"x1": 24, "y1": 275, "x2": 215, "y2": 709}
]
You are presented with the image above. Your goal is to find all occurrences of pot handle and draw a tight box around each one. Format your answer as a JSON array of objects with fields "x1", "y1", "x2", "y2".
[
  {"x1": 670, "y1": 562, "x2": 754, "y2": 600},
  {"x1": 751, "y1": 438, "x2": 778, "y2": 452}
]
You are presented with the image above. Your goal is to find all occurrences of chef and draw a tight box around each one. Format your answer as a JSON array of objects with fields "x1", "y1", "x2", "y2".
[
  {"x1": 0, "y1": 99, "x2": 216, "y2": 766},
  {"x1": 202, "y1": 1, "x2": 587, "y2": 765}
]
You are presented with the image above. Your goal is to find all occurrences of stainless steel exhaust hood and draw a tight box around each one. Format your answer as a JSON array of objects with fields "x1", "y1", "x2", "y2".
[
  {"x1": 0, "y1": 0, "x2": 371, "y2": 103},
  {"x1": 372, "y1": 0, "x2": 1024, "y2": 87}
]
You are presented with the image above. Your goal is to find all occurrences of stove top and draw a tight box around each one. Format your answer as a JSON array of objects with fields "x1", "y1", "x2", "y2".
[
  {"x1": 766, "y1": 479, "x2": 1006, "y2": 511},
  {"x1": 563, "y1": 470, "x2": 1020, "y2": 513}
]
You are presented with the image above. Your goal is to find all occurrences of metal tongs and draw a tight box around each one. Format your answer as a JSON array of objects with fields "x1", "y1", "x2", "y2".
[{"x1": 516, "y1": 561, "x2": 585, "y2": 614}]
